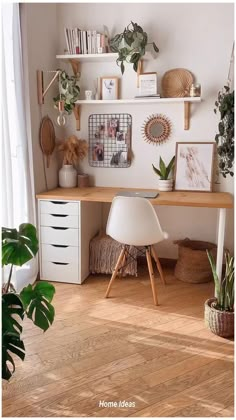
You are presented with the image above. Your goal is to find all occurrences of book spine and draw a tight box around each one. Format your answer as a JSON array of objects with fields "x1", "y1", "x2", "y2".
[
  {"x1": 100, "y1": 34, "x2": 105, "y2": 53},
  {"x1": 87, "y1": 30, "x2": 92, "y2": 54},
  {"x1": 96, "y1": 33, "x2": 101, "y2": 53},
  {"x1": 92, "y1": 30, "x2": 97, "y2": 54},
  {"x1": 64, "y1": 27, "x2": 70, "y2": 54}
]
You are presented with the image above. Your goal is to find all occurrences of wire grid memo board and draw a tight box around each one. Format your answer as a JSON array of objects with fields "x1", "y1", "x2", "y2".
[{"x1": 88, "y1": 113, "x2": 132, "y2": 168}]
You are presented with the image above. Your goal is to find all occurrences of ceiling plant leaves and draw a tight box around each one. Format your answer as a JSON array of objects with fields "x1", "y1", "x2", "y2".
[{"x1": 110, "y1": 21, "x2": 159, "y2": 74}]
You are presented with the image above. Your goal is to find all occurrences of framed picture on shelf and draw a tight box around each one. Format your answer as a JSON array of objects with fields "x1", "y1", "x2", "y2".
[
  {"x1": 174, "y1": 142, "x2": 215, "y2": 192},
  {"x1": 100, "y1": 77, "x2": 119, "y2": 100},
  {"x1": 138, "y1": 72, "x2": 157, "y2": 96}
]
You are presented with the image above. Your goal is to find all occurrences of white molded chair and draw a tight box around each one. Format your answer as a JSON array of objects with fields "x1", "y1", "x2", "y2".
[{"x1": 105, "y1": 196, "x2": 168, "y2": 305}]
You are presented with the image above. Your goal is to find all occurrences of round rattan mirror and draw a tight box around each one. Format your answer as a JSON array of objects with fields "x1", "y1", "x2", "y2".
[{"x1": 142, "y1": 114, "x2": 171, "y2": 145}]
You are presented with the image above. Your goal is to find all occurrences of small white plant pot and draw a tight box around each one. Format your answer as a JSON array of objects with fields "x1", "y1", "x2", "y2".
[
  {"x1": 158, "y1": 179, "x2": 173, "y2": 192},
  {"x1": 59, "y1": 165, "x2": 77, "y2": 188}
]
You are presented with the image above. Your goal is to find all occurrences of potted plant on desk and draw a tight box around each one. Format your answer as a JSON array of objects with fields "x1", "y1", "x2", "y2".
[
  {"x1": 152, "y1": 156, "x2": 175, "y2": 191},
  {"x1": 58, "y1": 135, "x2": 88, "y2": 188},
  {"x1": 205, "y1": 250, "x2": 234, "y2": 338}
]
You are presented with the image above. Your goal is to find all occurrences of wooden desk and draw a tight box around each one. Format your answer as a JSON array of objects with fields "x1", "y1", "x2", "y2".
[{"x1": 37, "y1": 187, "x2": 233, "y2": 281}]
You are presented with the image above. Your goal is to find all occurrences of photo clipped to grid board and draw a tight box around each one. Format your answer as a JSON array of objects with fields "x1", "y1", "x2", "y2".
[{"x1": 88, "y1": 114, "x2": 132, "y2": 168}]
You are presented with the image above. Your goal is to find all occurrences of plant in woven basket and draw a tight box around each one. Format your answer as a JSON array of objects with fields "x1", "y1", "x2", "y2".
[
  {"x1": 214, "y1": 85, "x2": 234, "y2": 178},
  {"x1": 204, "y1": 250, "x2": 234, "y2": 338},
  {"x1": 53, "y1": 70, "x2": 80, "y2": 115},
  {"x1": 110, "y1": 21, "x2": 159, "y2": 74},
  {"x1": 58, "y1": 135, "x2": 88, "y2": 165},
  {"x1": 2, "y1": 224, "x2": 55, "y2": 380}
]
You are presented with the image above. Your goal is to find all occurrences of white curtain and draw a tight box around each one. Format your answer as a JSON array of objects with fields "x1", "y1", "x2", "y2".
[{"x1": 2, "y1": 3, "x2": 38, "y2": 291}]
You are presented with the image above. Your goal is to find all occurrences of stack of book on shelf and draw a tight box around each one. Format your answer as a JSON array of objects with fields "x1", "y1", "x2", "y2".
[
  {"x1": 134, "y1": 94, "x2": 161, "y2": 99},
  {"x1": 64, "y1": 27, "x2": 109, "y2": 55}
]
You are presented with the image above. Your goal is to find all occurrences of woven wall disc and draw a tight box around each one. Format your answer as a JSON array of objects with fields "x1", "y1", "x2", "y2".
[{"x1": 162, "y1": 68, "x2": 194, "y2": 98}]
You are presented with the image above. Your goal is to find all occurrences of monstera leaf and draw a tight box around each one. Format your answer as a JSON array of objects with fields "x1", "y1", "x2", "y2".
[
  {"x1": 2, "y1": 293, "x2": 25, "y2": 380},
  {"x1": 2, "y1": 224, "x2": 38, "y2": 267},
  {"x1": 20, "y1": 282, "x2": 55, "y2": 332}
]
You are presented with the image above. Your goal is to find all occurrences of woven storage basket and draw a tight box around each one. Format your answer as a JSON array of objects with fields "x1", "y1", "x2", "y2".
[
  {"x1": 174, "y1": 238, "x2": 217, "y2": 283},
  {"x1": 205, "y1": 298, "x2": 234, "y2": 338}
]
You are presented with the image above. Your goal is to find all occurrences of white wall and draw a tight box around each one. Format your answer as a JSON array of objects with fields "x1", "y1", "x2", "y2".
[
  {"x1": 25, "y1": 3, "x2": 234, "y2": 258},
  {"x1": 21, "y1": 3, "x2": 61, "y2": 194}
]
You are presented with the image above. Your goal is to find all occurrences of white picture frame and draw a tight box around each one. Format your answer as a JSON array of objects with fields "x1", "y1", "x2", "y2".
[
  {"x1": 138, "y1": 72, "x2": 157, "y2": 96},
  {"x1": 174, "y1": 142, "x2": 215, "y2": 192}
]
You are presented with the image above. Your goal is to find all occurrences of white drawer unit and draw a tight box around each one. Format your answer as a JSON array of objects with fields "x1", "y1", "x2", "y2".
[{"x1": 38, "y1": 197, "x2": 103, "y2": 285}]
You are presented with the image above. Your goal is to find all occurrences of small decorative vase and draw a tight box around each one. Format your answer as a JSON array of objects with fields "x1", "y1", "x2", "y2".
[
  {"x1": 158, "y1": 179, "x2": 173, "y2": 192},
  {"x1": 59, "y1": 165, "x2": 77, "y2": 188}
]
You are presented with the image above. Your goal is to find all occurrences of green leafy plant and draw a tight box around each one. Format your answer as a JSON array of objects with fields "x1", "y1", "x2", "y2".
[
  {"x1": 2, "y1": 224, "x2": 55, "y2": 380},
  {"x1": 152, "y1": 156, "x2": 175, "y2": 180},
  {"x1": 214, "y1": 85, "x2": 234, "y2": 178},
  {"x1": 53, "y1": 70, "x2": 80, "y2": 114},
  {"x1": 110, "y1": 21, "x2": 159, "y2": 74},
  {"x1": 207, "y1": 250, "x2": 234, "y2": 312}
]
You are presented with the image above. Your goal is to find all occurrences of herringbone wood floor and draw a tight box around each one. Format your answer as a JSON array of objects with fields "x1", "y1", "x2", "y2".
[{"x1": 2, "y1": 266, "x2": 234, "y2": 417}]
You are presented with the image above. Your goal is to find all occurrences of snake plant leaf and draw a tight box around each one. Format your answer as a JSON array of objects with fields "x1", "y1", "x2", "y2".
[
  {"x1": 2, "y1": 224, "x2": 38, "y2": 267},
  {"x1": 165, "y1": 156, "x2": 175, "y2": 179},
  {"x1": 2, "y1": 331, "x2": 25, "y2": 380},
  {"x1": 159, "y1": 157, "x2": 167, "y2": 179},
  {"x1": 152, "y1": 164, "x2": 162, "y2": 177},
  {"x1": 206, "y1": 250, "x2": 221, "y2": 301},
  {"x1": 2, "y1": 293, "x2": 24, "y2": 335},
  {"x1": 20, "y1": 282, "x2": 56, "y2": 332}
]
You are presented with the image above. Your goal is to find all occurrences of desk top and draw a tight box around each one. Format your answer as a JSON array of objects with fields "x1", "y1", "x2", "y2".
[{"x1": 36, "y1": 187, "x2": 233, "y2": 209}]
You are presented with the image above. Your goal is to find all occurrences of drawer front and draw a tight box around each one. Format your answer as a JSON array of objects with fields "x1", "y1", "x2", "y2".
[
  {"x1": 40, "y1": 200, "x2": 79, "y2": 216},
  {"x1": 41, "y1": 261, "x2": 79, "y2": 284},
  {"x1": 40, "y1": 213, "x2": 79, "y2": 228},
  {"x1": 41, "y1": 244, "x2": 78, "y2": 263},
  {"x1": 40, "y1": 226, "x2": 79, "y2": 246}
]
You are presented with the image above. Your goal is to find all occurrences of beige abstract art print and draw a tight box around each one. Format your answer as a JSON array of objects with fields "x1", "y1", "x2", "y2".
[{"x1": 174, "y1": 142, "x2": 215, "y2": 192}]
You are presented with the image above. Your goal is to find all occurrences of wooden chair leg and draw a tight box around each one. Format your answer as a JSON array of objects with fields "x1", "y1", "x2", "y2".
[
  {"x1": 151, "y1": 245, "x2": 166, "y2": 285},
  {"x1": 105, "y1": 246, "x2": 126, "y2": 298},
  {"x1": 146, "y1": 247, "x2": 158, "y2": 306}
]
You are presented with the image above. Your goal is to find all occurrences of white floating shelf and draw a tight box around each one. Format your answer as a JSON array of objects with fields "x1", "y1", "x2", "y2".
[
  {"x1": 75, "y1": 97, "x2": 202, "y2": 105},
  {"x1": 56, "y1": 51, "x2": 153, "y2": 63}
]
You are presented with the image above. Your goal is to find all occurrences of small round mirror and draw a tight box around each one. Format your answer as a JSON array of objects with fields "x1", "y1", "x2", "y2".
[{"x1": 142, "y1": 114, "x2": 171, "y2": 145}]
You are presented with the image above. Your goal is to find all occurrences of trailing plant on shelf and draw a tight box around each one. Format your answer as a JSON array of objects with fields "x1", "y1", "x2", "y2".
[
  {"x1": 110, "y1": 21, "x2": 159, "y2": 74},
  {"x1": 58, "y1": 135, "x2": 88, "y2": 165},
  {"x1": 204, "y1": 250, "x2": 234, "y2": 338},
  {"x1": 53, "y1": 70, "x2": 80, "y2": 114},
  {"x1": 214, "y1": 85, "x2": 234, "y2": 178},
  {"x1": 152, "y1": 156, "x2": 175, "y2": 192},
  {"x1": 2, "y1": 224, "x2": 55, "y2": 380}
]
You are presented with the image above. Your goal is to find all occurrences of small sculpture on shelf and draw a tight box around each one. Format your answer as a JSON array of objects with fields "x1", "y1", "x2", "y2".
[{"x1": 58, "y1": 135, "x2": 88, "y2": 188}]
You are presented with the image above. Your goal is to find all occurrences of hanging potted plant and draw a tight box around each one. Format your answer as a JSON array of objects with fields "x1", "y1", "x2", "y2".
[
  {"x1": 214, "y1": 85, "x2": 234, "y2": 178},
  {"x1": 152, "y1": 156, "x2": 175, "y2": 191},
  {"x1": 205, "y1": 250, "x2": 234, "y2": 338},
  {"x1": 53, "y1": 70, "x2": 80, "y2": 124},
  {"x1": 110, "y1": 21, "x2": 159, "y2": 74},
  {"x1": 58, "y1": 135, "x2": 88, "y2": 188}
]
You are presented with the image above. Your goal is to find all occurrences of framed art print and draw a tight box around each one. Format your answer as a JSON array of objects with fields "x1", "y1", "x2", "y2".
[
  {"x1": 138, "y1": 72, "x2": 157, "y2": 96},
  {"x1": 174, "y1": 142, "x2": 215, "y2": 192},
  {"x1": 100, "y1": 77, "x2": 119, "y2": 100}
]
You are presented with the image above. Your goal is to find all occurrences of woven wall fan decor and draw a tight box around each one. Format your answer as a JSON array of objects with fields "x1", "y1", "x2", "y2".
[
  {"x1": 39, "y1": 116, "x2": 56, "y2": 168},
  {"x1": 142, "y1": 114, "x2": 172, "y2": 145},
  {"x1": 162, "y1": 68, "x2": 194, "y2": 98}
]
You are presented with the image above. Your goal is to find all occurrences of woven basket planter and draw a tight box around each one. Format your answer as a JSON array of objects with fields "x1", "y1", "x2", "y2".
[
  {"x1": 174, "y1": 238, "x2": 217, "y2": 283},
  {"x1": 205, "y1": 298, "x2": 234, "y2": 338}
]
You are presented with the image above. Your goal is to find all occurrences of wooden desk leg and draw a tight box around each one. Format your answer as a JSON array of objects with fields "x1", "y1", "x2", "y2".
[{"x1": 216, "y1": 208, "x2": 226, "y2": 284}]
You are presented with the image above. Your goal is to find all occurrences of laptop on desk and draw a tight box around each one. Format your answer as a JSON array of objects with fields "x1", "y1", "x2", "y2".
[{"x1": 116, "y1": 190, "x2": 159, "y2": 198}]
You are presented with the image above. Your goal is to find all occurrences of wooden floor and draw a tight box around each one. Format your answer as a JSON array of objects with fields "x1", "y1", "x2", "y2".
[{"x1": 2, "y1": 266, "x2": 234, "y2": 417}]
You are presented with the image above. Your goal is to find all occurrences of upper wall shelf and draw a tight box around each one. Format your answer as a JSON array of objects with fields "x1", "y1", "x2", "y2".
[
  {"x1": 56, "y1": 52, "x2": 152, "y2": 63},
  {"x1": 75, "y1": 97, "x2": 201, "y2": 105}
]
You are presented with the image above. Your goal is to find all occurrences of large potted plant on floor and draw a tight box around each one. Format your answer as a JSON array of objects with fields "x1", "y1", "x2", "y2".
[
  {"x1": 2, "y1": 223, "x2": 55, "y2": 380},
  {"x1": 205, "y1": 251, "x2": 234, "y2": 338}
]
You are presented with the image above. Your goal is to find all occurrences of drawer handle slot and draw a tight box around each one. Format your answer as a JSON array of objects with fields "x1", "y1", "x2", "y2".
[
  {"x1": 51, "y1": 227, "x2": 69, "y2": 230},
  {"x1": 50, "y1": 201, "x2": 68, "y2": 205},
  {"x1": 51, "y1": 244, "x2": 69, "y2": 248},
  {"x1": 52, "y1": 262, "x2": 69, "y2": 265},
  {"x1": 50, "y1": 214, "x2": 68, "y2": 218}
]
